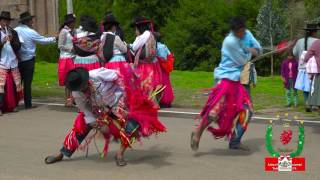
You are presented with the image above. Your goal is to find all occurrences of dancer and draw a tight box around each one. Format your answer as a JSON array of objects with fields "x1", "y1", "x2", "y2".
[
  {"x1": 131, "y1": 17, "x2": 162, "y2": 97},
  {"x1": 73, "y1": 15, "x2": 101, "y2": 71},
  {"x1": 190, "y1": 17, "x2": 258, "y2": 151},
  {"x1": 240, "y1": 29, "x2": 262, "y2": 96},
  {"x1": 154, "y1": 32, "x2": 175, "y2": 108},
  {"x1": 293, "y1": 24, "x2": 319, "y2": 112},
  {"x1": 281, "y1": 53, "x2": 298, "y2": 107},
  {"x1": 58, "y1": 14, "x2": 76, "y2": 107},
  {"x1": 45, "y1": 67, "x2": 166, "y2": 166},
  {"x1": 0, "y1": 11, "x2": 23, "y2": 115},
  {"x1": 15, "y1": 11, "x2": 56, "y2": 109}
]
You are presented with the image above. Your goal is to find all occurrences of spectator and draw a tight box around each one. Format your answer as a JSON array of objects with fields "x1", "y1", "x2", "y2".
[
  {"x1": 15, "y1": 11, "x2": 56, "y2": 109},
  {"x1": 281, "y1": 53, "x2": 299, "y2": 107},
  {"x1": 0, "y1": 11, "x2": 23, "y2": 115}
]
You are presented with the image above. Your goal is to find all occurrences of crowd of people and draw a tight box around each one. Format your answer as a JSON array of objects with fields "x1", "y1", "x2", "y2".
[
  {"x1": 281, "y1": 23, "x2": 320, "y2": 112},
  {"x1": 0, "y1": 11, "x2": 175, "y2": 115},
  {"x1": 2, "y1": 8, "x2": 319, "y2": 167}
]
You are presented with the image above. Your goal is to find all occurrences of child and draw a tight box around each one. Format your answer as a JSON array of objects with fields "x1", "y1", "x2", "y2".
[{"x1": 281, "y1": 54, "x2": 299, "y2": 107}]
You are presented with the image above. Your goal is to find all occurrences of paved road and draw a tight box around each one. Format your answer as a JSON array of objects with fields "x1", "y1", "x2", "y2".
[{"x1": 0, "y1": 105, "x2": 319, "y2": 180}]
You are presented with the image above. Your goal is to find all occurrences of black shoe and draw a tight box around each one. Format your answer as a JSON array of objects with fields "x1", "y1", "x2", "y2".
[
  {"x1": 25, "y1": 105, "x2": 37, "y2": 109},
  {"x1": 45, "y1": 154, "x2": 63, "y2": 164},
  {"x1": 114, "y1": 155, "x2": 127, "y2": 166},
  {"x1": 229, "y1": 143, "x2": 250, "y2": 151},
  {"x1": 305, "y1": 107, "x2": 312, "y2": 112}
]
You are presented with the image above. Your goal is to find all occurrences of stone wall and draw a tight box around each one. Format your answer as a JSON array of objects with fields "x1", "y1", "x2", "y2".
[{"x1": 0, "y1": 0, "x2": 59, "y2": 35}]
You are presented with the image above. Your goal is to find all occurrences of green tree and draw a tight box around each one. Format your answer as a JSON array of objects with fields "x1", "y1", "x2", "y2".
[{"x1": 256, "y1": 0, "x2": 288, "y2": 76}]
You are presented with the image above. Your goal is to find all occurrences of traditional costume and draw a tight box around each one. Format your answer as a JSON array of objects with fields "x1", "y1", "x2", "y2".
[
  {"x1": 131, "y1": 17, "x2": 162, "y2": 96},
  {"x1": 281, "y1": 57, "x2": 298, "y2": 107},
  {"x1": 239, "y1": 30, "x2": 262, "y2": 96},
  {"x1": 73, "y1": 15, "x2": 101, "y2": 71},
  {"x1": 0, "y1": 11, "x2": 23, "y2": 115},
  {"x1": 293, "y1": 24, "x2": 319, "y2": 105},
  {"x1": 45, "y1": 67, "x2": 165, "y2": 166},
  {"x1": 191, "y1": 25, "x2": 253, "y2": 151},
  {"x1": 304, "y1": 40, "x2": 320, "y2": 107},
  {"x1": 155, "y1": 33, "x2": 174, "y2": 108},
  {"x1": 57, "y1": 14, "x2": 76, "y2": 86}
]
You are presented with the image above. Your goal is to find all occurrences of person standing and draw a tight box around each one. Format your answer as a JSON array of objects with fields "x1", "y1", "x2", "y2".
[
  {"x1": 57, "y1": 14, "x2": 76, "y2": 107},
  {"x1": 15, "y1": 11, "x2": 56, "y2": 109},
  {"x1": 304, "y1": 39, "x2": 320, "y2": 110},
  {"x1": 131, "y1": 17, "x2": 163, "y2": 97},
  {"x1": 73, "y1": 15, "x2": 101, "y2": 71},
  {"x1": 281, "y1": 53, "x2": 299, "y2": 107},
  {"x1": 154, "y1": 32, "x2": 175, "y2": 108},
  {"x1": 190, "y1": 17, "x2": 258, "y2": 151},
  {"x1": 293, "y1": 24, "x2": 319, "y2": 112},
  {"x1": 0, "y1": 11, "x2": 23, "y2": 115}
]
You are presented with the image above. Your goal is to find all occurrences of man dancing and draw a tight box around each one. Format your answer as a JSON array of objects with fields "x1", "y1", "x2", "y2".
[
  {"x1": 45, "y1": 67, "x2": 166, "y2": 166},
  {"x1": 191, "y1": 17, "x2": 258, "y2": 151}
]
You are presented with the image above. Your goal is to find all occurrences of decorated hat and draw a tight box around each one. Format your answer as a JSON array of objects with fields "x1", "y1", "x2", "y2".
[
  {"x1": 0, "y1": 11, "x2": 14, "y2": 21},
  {"x1": 303, "y1": 23, "x2": 320, "y2": 31},
  {"x1": 64, "y1": 13, "x2": 76, "y2": 25},
  {"x1": 19, "y1": 11, "x2": 35, "y2": 22},
  {"x1": 65, "y1": 67, "x2": 89, "y2": 91},
  {"x1": 80, "y1": 15, "x2": 98, "y2": 33},
  {"x1": 103, "y1": 12, "x2": 119, "y2": 26},
  {"x1": 131, "y1": 16, "x2": 150, "y2": 27}
]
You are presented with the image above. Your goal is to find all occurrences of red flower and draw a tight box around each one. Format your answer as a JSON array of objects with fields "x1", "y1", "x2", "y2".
[{"x1": 280, "y1": 129, "x2": 293, "y2": 145}]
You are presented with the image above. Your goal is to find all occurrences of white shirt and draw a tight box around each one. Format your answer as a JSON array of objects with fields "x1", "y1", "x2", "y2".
[
  {"x1": 72, "y1": 68, "x2": 124, "y2": 124},
  {"x1": 15, "y1": 24, "x2": 56, "y2": 61},
  {"x1": 132, "y1": 30, "x2": 151, "y2": 52},
  {"x1": 0, "y1": 30, "x2": 18, "y2": 69}
]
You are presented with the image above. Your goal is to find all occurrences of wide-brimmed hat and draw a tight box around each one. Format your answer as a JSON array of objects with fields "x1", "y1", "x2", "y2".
[
  {"x1": 65, "y1": 67, "x2": 89, "y2": 91},
  {"x1": 19, "y1": 11, "x2": 35, "y2": 22},
  {"x1": 303, "y1": 23, "x2": 320, "y2": 31},
  {"x1": 80, "y1": 15, "x2": 98, "y2": 33},
  {"x1": 0, "y1": 11, "x2": 14, "y2": 21},
  {"x1": 102, "y1": 13, "x2": 119, "y2": 26},
  {"x1": 131, "y1": 16, "x2": 150, "y2": 27},
  {"x1": 64, "y1": 14, "x2": 76, "y2": 25}
]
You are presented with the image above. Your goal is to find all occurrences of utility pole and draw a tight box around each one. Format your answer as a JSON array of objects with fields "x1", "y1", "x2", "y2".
[{"x1": 66, "y1": 0, "x2": 73, "y2": 14}]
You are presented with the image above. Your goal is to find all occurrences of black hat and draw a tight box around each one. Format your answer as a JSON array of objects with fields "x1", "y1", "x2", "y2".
[
  {"x1": 64, "y1": 14, "x2": 76, "y2": 25},
  {"x1": 80, "y1": 15, "x2": 98, "y2": 33},
  {"x1": 103, "y1": 13, "x2": 119, "y2": 26},
  {"x1": 0, "y1": 11, "x2": 14, "y2": 21},
  {"x1": 131, "y1": 16, "x2": 149, "y2": 27},
  {"x1": 303, "y1": 23, "x2": 320, "y2": 31},
  {"x1": 65, "y1": 67, "x2": 89, "y2": 91},
  {"x1": 19, "y1": 11, "x2": 35, "y2": 22}
]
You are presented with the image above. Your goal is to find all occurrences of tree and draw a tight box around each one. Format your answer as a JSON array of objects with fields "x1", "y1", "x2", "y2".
[{"x1": 256, "y1": 0, "x2": 288, "y2": 76}]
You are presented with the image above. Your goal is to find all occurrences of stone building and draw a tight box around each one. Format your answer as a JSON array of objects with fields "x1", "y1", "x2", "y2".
[{"x1": 0, "y1": 0, "x2": 59, "y2": 35}]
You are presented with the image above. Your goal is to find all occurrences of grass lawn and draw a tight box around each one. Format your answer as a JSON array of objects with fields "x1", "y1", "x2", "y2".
[{"x1": 33, "y1": 62, "x2": 305, "y2": 111}]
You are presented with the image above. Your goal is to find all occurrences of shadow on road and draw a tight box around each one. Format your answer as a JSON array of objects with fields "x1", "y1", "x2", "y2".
[
  {"x1": 62, "y1": 145, "x2": 172, "y2": 168},
  {"x1": 193, "y1": 138, "x2": 264, "y2": 157}
]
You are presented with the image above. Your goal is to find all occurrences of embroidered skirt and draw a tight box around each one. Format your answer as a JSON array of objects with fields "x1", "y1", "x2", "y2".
[{"x1": 74, "y1": 55, "x2": 101, "y2": 71}]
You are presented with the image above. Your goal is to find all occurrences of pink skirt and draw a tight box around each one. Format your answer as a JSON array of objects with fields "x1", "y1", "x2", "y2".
[
  {"x1": 3, "y1": 72, "x2": 23, "y2": 112},
  {"x1": 74, "y1": 55, "x2": 101, "y2": 71},
  {"x1": 136, "y1": 61, "x2": 162, "y2": 95},
  {"x1": 199, "y1": 79, "x2": 252, "y2": 139},
  {"x1": 58, "y1": 57, "x2": 74, "y2": 86},
  {"x1": 105, "y1": 61, "x2": 166, "y2": 137},
  {"x1": 160, "y1": 71, "x2": 174, "y2": 106}
]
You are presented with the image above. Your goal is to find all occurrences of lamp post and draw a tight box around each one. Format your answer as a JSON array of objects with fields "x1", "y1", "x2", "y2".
[{"x1": 66, "y1": 0, "x2": 73, "y2": 14}]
